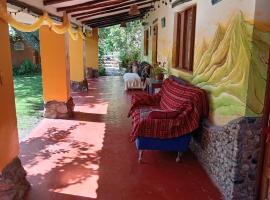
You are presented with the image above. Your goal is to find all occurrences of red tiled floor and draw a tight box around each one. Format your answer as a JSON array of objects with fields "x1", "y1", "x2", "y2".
[{"x1": 20, "y1": 76, "x2": 222, "y2": 200}]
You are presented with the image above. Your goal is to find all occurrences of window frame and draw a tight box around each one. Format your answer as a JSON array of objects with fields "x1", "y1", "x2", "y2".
[
  {"x1": 172, "y1": 4, "x2": 197, "y2": 73},
  {"x1": 144, "y1": 29, "x2": 149, "y2": 56}
]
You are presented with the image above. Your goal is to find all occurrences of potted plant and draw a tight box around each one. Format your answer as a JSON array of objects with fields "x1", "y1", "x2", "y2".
[{"x1": 152, "y1": 63, "x2": 167, "y2": 81}]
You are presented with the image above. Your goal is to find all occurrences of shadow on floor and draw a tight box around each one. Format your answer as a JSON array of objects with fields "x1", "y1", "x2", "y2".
[{"x1": 20, "y1": 76, "x2": 222, "y2": 200}]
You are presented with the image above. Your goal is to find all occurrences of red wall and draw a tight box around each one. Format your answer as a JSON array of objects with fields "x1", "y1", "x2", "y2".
[{"x1": 10, "y1": 41, "x2": 39, "y2": 66}]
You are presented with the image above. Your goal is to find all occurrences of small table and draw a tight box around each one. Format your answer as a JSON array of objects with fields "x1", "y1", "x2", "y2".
[{"x1": 147, "y1": 79, "x2": 163, "y2": 94}]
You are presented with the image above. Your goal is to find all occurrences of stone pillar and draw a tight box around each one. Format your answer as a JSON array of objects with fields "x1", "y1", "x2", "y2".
[
  {"x1": 40, "y1": 26, "x2": 74, "y2": 119},
  {"x1": 85, "y1": 28, "x2": 99, "y2": 79},
  {"x1": 0, "y1": 0, "x2": 30, "y2": 198},
  {"x1": 68, "y1": 34, "x2": 86, "y2": 92}
]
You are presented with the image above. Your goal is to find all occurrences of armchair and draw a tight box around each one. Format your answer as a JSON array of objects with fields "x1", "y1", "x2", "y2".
[{"x1": 128, "y1": 76, "x2": 209, "y2": 163}]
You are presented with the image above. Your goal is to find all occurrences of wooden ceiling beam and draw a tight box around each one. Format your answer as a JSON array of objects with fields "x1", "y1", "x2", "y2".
[
  {"x1": 43, "y1": 0, "x2": 73, "y2": 6},
  {"x1": 71, "y1": 0, "x2": 155, "y2": 17},
  {"x1": 58, "y1": 0, "x2": 124, "y2": 13},
  {"x1": 89, "y1": 15, "x2": 143, "y2": 28},
  {"x1": 57, "y1": 0, "x2": 117, "y2": 12},
  {"x1": 92, "y1": 17, "x2": 141, "y2": 28},
  {"x1": 85, "y1": 9, "x2": 148, "y2": 26},
  {"x1": 76, "y1": 1, "x2": 153, "y2": 21},
  {"x1": 86, "y1": 14, "x2": 141, "y2": 26},
  {"x1": 83, "y1": 8, "x2": 148, "y2": 24}
]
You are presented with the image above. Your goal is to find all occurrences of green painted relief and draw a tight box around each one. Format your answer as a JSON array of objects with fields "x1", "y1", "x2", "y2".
[
  {"x1": 191, "y1": 13, "x2": 270, "y2": 124},
  {"x1": 166, "y1": 13, "x2": 270, "y2": 125}
]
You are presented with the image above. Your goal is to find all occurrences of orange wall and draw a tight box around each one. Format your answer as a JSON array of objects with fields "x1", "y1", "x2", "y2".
[
  {"x1": 0, "y1": 0, "x2": 19, "y2": 172},
  {"x1": 40, "y1": 26, "x2": 70, "y2": 102},
  {"x1": 85, "y1": 28, "x2": 99, "y2": 69},
  {"x1": 69, "y1": 35, "x2": 84, "y2": 82}
]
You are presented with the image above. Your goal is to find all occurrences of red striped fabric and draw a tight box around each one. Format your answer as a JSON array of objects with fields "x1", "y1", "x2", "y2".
[{"x1": 128, "y1": 77, "x2": 209, "y2": 141}]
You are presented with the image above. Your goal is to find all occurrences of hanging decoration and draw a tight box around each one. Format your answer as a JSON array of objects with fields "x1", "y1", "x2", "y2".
[{"x1": 0, "y1": 3, "x2": 86, "y2": 40}]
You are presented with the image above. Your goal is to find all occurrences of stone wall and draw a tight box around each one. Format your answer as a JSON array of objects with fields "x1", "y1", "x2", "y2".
[
  {"x1": 0, "y1": 157, "x2": 30, "y2": 200},
  {"x1": 190, "y1": 117, "x2": 262, "y2": 200},
  {"x1": 43, "y1": 97, "x2": 74, "y2": 119}
]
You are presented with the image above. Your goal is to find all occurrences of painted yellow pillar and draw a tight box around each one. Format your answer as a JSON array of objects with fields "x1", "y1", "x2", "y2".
[
  {"x1": 69, "y1": 35, "x2": 84, "y2": 82},
  {"x1": 40, "y1": 26, "x2": 70, "y2": 103},
  {"x1": 40, "y1": 26, "x2": 73, "y2": 118},
  {"x1": 85, "y1": 28, "x2": 99, "y2": 70},
  {"x1": 0, "y1": 0, "x2": 19, "y2": 171}
]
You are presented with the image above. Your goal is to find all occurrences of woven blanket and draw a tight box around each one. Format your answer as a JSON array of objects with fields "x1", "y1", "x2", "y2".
[{"x1": 128, "y1": 78, "x2": 209, "y2": 141}]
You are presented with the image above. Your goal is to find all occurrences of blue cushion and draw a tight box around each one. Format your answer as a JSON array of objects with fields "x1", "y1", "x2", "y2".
[{"x1": 136, "y1": 134, "x2": 192, "y2": 152}]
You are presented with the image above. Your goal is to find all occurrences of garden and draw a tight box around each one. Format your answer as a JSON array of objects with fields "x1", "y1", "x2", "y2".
[{"x1": 10, "y1": 27, "x2": 43, "y2": 141}]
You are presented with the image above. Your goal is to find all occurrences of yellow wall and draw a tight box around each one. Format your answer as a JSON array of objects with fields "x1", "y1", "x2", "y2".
[
  {"x1": 143, "y1": 0, "x2": 270, "y2": 125},
  {"x1": 40, "y1": 26, "x2": 70, "y2": 102},
  {"x1": 0, "y1": 0, "x2": 19, "y2": 171},
  {"x1": 85, "y1": 28, "x2": 99, "y2": 69},
  {"x1": 69, "y1": 35, "x2": 84, "y2": 82}
]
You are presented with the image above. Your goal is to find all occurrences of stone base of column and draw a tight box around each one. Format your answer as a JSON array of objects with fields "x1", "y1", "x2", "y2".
[
  {"x1": 43, "y1": 97, "x2": 74, "y2": 119},
  {"x1": 0, "y1": 157, "x2": 30, "y2": 200},
  {"x1": 70, "y1": 79, "x2": 88, "y2": 92}
]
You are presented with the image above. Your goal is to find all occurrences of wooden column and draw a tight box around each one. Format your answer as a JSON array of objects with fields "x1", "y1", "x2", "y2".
[{"x1": 40, "y1": 26, "x2": 74, "y2": 119}]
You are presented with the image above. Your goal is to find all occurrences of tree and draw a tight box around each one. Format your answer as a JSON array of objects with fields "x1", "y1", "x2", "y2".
[
  {"x1": 9, "y1": 26, "x2": 40, "y2": 52},
  {"x1": 99, "y1": 20, "x2": 143, "y2": 68}
]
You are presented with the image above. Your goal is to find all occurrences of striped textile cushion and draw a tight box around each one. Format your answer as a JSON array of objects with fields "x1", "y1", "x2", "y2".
[{"x1": 160, "y1": 79, "x2": 188, "y2": 110}]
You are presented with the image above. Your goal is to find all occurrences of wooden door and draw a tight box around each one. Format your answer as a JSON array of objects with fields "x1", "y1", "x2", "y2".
[
  {"x1": 152, "y1": 24, "x2": 158, "y2": 64},
  {"x1": 260, "y1": 53, "x2": 270, "y2": 200}
]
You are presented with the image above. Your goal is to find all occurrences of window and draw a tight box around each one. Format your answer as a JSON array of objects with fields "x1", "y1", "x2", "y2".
[
  {"x1": 172, "y1": 5, "x2": 196, "y2": 72},
  {"x1": 14, "y1": 41, "x2": 25, "y2": 51},
  {"x1": 144, "y1": 29, "x2": 149, "y2": 56}
]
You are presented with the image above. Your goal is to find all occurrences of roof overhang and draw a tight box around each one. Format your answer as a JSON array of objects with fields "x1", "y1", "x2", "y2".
[{"x1": 7, "y1": 0, "x2": 158, "y2": 28}]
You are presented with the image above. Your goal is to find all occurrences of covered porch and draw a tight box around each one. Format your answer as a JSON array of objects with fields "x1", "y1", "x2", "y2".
[
  {"x1": 20, "y1": 76, "x2": 221, "y2": 199},
  {"x1": 1, "y1": 0, "x2": 270, "y2": 200}
]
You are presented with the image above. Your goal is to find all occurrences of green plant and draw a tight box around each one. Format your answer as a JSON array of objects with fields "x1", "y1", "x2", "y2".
[
  {"x1": 98, "y1": 67, "x2": 106, "y2": 76},
  {"x1": 13, "y1": 59, "x2": 41, "y2": 76},
  {"x1": 99, "y1": 20, "x2": 142, "y2": 69},
  {"x1": 152, "y1": 63, "x2": 168, "y2": 76}
]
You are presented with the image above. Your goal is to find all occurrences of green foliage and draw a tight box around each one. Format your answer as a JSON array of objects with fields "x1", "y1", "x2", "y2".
[
  {"x1": 9, "y1": 26, "x2": 40, "y2": 52},
  {"x1": 152, "y1": 64, "x2": 168, "y2": 76},
  {"x1": 98, "y1": 67, "x2": 106, "y2": 76},
  {"x1": 13, "y1": 59, "x2": 41, "y2": 76},
  {"x1": 99, "y1": 20, "x2": 142, "y2": 68},
  {"x1": 13, "y1": 75, "x2": 43, "y2": 141}
]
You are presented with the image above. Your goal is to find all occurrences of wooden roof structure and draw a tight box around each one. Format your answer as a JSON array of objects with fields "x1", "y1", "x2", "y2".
[{"x1": 7, "y1": 0, "x2": 158, "y2": 28}]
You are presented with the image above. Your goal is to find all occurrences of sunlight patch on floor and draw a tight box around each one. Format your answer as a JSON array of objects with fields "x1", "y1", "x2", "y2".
[
  {"x1": 74, "y1": 102, "x2": 109, "y2": 115},
  {"x1": 21, "y1": 118, "x2": 106, "y2": 199}
]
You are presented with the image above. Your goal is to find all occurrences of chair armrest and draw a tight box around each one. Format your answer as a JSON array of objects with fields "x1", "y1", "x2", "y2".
[{"x1": 128, "y1": 93, "x2": 161, "y2": 117}]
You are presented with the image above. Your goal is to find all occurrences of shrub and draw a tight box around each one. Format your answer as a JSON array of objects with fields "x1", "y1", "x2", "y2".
[
  {"x1": 13, "y1": 59, "x2": 41, "y2": 76},
  {"x1": 98, "y1": 67, "x2": 106, "y2": 76}
]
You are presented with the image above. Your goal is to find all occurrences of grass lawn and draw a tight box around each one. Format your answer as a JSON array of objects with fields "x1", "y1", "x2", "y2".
[{"x1": 14, "y1": 75, "x2": 44, "y2": 141}]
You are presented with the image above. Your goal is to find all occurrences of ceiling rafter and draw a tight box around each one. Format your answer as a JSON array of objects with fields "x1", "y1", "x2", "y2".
[
  {"x1": 76, "y1": 1, "x2": 153, "y2": 21},
  {"x1": 71, "y1": 0, "x2": 155, "y2": 18},
  {"x1": 92, "y1": 16, "x2": 142, "y2": 28},
  {"x1": 43, "y1": 0, "x2": 73, "y2": 6},
  {"x1": 84, "y1": 8, "x2": 149, "y2": 25},
  {"x1": 58, "y1": 0, "x2": 124, "y2": 13},
  {"x1": 88, "y1": 14, "x2": 144, "y2": 28}
]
